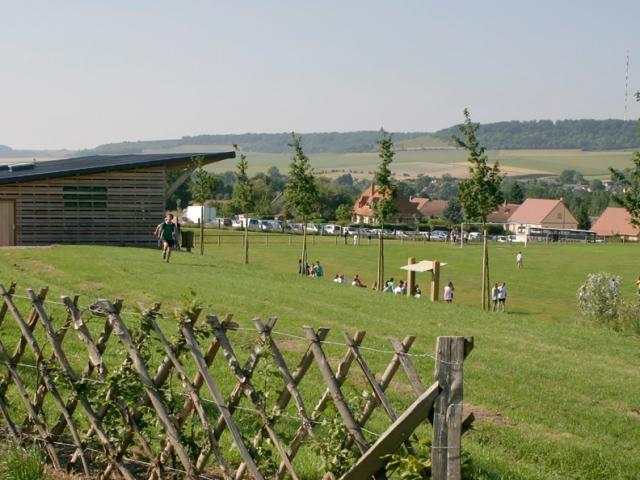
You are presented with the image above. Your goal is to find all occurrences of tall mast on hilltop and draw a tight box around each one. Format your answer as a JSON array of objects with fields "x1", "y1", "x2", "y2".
[{"x1": 625, "y1": 51, "x2": 629, "y2": 121}]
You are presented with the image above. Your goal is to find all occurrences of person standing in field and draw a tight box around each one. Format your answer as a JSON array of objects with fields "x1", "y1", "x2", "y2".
[
  {"x1": 443, "y1": 281, "x2": 455, "y2": 304},
  {"x1": 636, "y1": 275, "x2": 640, "y2": 296},
  {"x1": 516, "y1": 251, "x2": 523, "y2": 269},
  {"x1": 491, "y1": 282, "x2": 500, "y2": 311},
  {"x1": 498, "y1": 282, "x2": 507, "y2": 311},
  {"x1": 159, "y1": 213, "x2": 176, "y2": 262}
]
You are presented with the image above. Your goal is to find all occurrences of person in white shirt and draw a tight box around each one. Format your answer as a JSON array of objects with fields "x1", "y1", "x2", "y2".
[
  {"x1": 498, "y1": 282, "x2": 507, "y2": 311},
  {"x1": 414, "y1": 284, "x2": 422, "y2": 298},
  {"x1": 516, "y1": 252, "x2": 523, "y2": 269},
  {"x1": 443, "y1": 281, "x2": 455, "y2": 304},
  {"x1": 491, "y1": 282, "x2": 500, "y2": 311},
  {"x1": 393, "y1": 280, "x2": 406, "y2": 295}
]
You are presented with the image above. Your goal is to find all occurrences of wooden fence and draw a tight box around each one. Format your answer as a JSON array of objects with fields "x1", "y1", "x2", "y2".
[{"x1": 0, "y1": 282, "x2": 473, "y2": 479}]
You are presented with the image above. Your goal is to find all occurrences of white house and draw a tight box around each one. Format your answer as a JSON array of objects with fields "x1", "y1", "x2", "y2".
[{"x1": 185, "y1": 204, "x2": 217, "y2": 224}]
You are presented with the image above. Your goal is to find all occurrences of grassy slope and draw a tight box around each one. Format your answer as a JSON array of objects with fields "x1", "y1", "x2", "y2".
[{"x1": 0, "y1": 239, "x2": 639, "y2": 479}]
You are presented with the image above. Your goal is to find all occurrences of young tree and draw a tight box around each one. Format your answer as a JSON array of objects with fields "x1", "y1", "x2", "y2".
[
  {"x1": 232, "y1": 145, "x2": 254, "y2": 264},
  {"x1": 610, "y1": 93, "x2": 640, "y2": 225},
  {"x1": 335, "y1": 204, "x2": 353, "y2": 226},
  {"x1": 284, "y1": 133, "x2": 319, "y2": 275},
  {"x1": 190, "y1": 156, "x2": 221, "y2": 255},
  {"x1": 454, "y1": 109, "x2": 504, "y2": 309},
  {"x1": 373, "y1": 130, "x2": 398, "y2": 290}
]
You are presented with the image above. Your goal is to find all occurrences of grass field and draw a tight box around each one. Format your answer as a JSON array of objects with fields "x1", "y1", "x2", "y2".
[
  {"x1": 3, "y1": 147, "x2": 634, "y2": 180},
  {"x1": 0, "y1": 236, "x2": 638, "y2": 479},
  {"x1": 194, "y1": 148, "x2": 634, "y2": 180}
]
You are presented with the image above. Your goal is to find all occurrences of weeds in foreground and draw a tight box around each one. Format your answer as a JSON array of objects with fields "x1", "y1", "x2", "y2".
[{"x1": 0, "y1": 443, "x2": 47, "y2": 480}]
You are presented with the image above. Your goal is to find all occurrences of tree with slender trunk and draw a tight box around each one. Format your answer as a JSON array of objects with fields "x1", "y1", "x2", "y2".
[
  {"x1": 610, "y1": 92, "x2": 640, "y2": 226},
  {"x1": 373, "y1": 130, "x2": 398, "y2": 290},
  {"x1": 232, "y1": 145, "x2": 254, "y2": 264},
  {"x1": 284, "y1": 133, "x2": 319, "y2": 276},
  {"x1": 190, "y1": 156, "x2": 221, "y2": 256},
  {"x1": 454, "y1": 110, "x2": 503, "y2": 309}
]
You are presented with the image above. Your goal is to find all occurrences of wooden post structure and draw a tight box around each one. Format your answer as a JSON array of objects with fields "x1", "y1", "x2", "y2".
[
  {"x1": 430, "y1": 260, "x2": 441, "y2": 302},
  {"x1": 406, "y1": 256, "x2": 416, "y2": 297},
  {"x1": 431, "y1": 336, "x2": 473, "y2": 480}
]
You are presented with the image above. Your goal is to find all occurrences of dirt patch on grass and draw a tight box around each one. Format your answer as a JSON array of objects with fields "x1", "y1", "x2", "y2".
[
  {"x1": 20, "y1": 259, "x2": 59, "y2": 274},
  {"x1": 276, "y1": 339, "x2": 309, "y2": 354},
  {"x1": 464, "y1": 403, "x2": 515, "y2": 427}
]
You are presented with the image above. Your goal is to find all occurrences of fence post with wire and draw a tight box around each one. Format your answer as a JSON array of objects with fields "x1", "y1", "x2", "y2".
[{"x1": 0, "y1": 282, "x2": 474, "y2": 480}]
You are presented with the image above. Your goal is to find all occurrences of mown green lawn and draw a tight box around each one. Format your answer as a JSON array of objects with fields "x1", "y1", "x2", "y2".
[{"x1": 0, "y1": 237, "x2": 638, "y2": 479}]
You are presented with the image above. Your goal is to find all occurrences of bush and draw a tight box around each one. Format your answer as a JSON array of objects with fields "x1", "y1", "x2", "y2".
[
  {"x1": 577, "y1": 272, "x2": 622, "y2": 327},
  {"x1": 0, "y1": 444, "x2": 46, "y2": 480}
]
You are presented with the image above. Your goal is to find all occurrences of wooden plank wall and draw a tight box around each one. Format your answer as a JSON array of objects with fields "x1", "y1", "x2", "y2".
[{"x1": 0, "y1": 167, "x2": 165, "y2": 246}]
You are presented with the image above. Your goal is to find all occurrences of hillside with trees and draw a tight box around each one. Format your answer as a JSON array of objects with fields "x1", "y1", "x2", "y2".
[{"x1": 432, "y1": 119, "x2": 640, "y2": 150}]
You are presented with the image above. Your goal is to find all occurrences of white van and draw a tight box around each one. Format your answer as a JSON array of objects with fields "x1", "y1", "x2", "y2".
[{"x1": 323, "y1": 224, "x2": 342, "y2": 235}]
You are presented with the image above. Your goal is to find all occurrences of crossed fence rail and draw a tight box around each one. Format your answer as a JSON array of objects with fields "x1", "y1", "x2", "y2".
[{"x1": 0, "y1": 282, "x2": 473, "y2": 479}]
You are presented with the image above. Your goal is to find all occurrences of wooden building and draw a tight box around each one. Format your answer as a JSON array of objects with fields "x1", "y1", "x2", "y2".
[
  {"x1": 591, "y1": 207, "x2": 639, "y2": 241},
  {"x1": 0, "y1": 152, "x2": 234, "y2": 247}
]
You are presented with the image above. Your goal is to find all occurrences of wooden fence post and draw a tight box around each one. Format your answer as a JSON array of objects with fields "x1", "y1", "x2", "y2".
[
  {"x1": 406, "y1": 256, "x2": 416, "y2": 297},
  {"x1": 431, "y1": 336, "x2": 473, "y2": 480},
  {"x1": 430, "y1": 260, "x2": 441, "y2": 302}
]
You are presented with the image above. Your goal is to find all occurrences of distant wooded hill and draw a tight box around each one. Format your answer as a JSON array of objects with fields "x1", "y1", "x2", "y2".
[{"x1": 3, "y1": 119, "x2": 639, "y2": 157}]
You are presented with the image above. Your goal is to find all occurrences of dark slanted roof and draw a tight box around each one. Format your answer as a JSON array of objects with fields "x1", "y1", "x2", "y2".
[{"x1": 0, "y1": 152, "x2": 235, "y2": 186}]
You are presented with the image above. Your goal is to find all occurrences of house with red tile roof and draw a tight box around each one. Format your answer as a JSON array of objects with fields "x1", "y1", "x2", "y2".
[
  {"x1": 409, "y1": 196, "x2": 449, "y2": 219},
  {"x1": 506, "y1": 198, "x2": 578, "y2": 235},
  {"x1": 352, "y1": 184, "x2": 422, "y2": 224},
  {"x1": 591, "y1": 207, "x2": 639, "y2": 240},
  {"x1": 487, "y1": 203, "x2": 520, "y2": 223}
]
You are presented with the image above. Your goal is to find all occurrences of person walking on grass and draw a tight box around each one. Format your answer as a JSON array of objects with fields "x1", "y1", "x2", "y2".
[
  {"x1": 159, "y1": 213, "x2": 176, "y2": 263},
  {"x1": 443, "y1": 281, "x2": 455, "y2": 304},
  {"x1": 491, "y1": 282, "x2": 500, "y2": 311},
  {"x1": 516, "y1": 251, "x2": 523, "y2": 269},
  {"x1": 498, "y1": 282, "x2": 507, "y2": 311}
]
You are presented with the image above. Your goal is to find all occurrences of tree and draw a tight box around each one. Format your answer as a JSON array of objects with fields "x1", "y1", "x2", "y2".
[
  {"x1": 232, "y1": 146, "x2": 254, "y2": 264},
  {"x1": 443, "y1": 198, "x2": 464, "y2": 224},
  {"x1": 454, "y1": 109, "x2": 504, "y2": 309},
  {"x1": 284, "y1": 133, "x2": 319, "y2": 275},
  {"x1": 575, "y1": 204, "x2": 591, "y2": 230},
  {"x1": 610, "y1": 93, "x2": 640, "y2": 226},
  {"x1": 508, "y1": 181, "x2": 525, "y2": 204},
  {"x1": 335, "y1": 204, "x2": 353, "y2": 226},
  {"x1": 190, "y1": 156, "x2": 221, "y2": 255},
  {"x1": 373, "y1": 130, "x2": 397, "y2": 290}
]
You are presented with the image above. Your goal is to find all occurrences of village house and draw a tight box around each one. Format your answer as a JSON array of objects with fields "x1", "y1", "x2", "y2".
[
  {"x1": 352, "y1": 184, "x2": 423, "y2": 224},
  {"x1": 0, "y1": 152, "x2": 235, "y2": 247},
  {"x1": 487, "y1": 203, "x2": 520, "y2": 224},
  {"x1": 409, "y1": 196, "x2": 449, "y2": 219},
  {"x1": 506, "y1": 198, "x2": 578, "y2": 239},
  {"x1": 590, "y1": 207, "x2": 639, "y2": 241}
]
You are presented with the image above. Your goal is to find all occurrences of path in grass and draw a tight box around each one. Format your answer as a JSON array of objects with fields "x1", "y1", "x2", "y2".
[{"x1": 0, "y1": 240, "x2": 638, "y2": 479}]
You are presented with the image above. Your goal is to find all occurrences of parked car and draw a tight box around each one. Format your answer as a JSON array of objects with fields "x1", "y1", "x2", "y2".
[
  {"x1": 468, "y1": 232, "x2": 483, "y2": 241},
  {"x1": 305, "y1": 223, "x2": 319, "y2": 233},
  {"x1": 430, "y1": 230, "x2": 449, "y2": 241},
  {"x1": 323, "y1": 224, "x2": 342, "y2": 235}
]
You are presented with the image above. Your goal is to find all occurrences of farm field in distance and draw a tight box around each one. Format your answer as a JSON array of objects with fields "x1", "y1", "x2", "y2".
[
  {"x1": 0, "y1": 238, "x2": 638, "y2": 479},
  {"x1": 2, "y1": 147, "x2": 634, "y2": 180}
]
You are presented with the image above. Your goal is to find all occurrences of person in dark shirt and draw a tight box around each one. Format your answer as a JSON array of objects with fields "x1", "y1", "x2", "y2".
[{"x1": 159, "y1": 213, "x2": 176, "y2": 263}]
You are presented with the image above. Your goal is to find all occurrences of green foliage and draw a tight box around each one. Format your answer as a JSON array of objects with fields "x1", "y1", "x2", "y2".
[
  {"x1": 577, "y1": 272, "x2": 622, "y2": 325},
  {"x1": 454, "y1": 109, "x2": 504, "y2": 224},
  {"x1": 284, "y1": 134, "x2": 319, "y2": 222},
  {"x1": 507, "y1": 181, "x2": 525, "y2": 204},
  {"x1": 190, "y1": 155, "x2": 222, "y2": 204},
  {"x1": 610, "y1": 150, "x2": 640, "y2": 227},
  {"x1": 373, "y1": 130, "x2": 397, "y2": 227},
  {"x1": 443, "y1": 198, "x2": 464, "y2": 224},
  {"x1": 575, "y1": 204, "x2": 591, "y2": 230},
  {"x1": 558, "y1": 169, "x2": 586, "y2": 185},
  {"x1": 335, "y1": 204, "x2": 353, "y2": 226},
  {"x1": 232, "y1": 147, "x2": 254, "y2": 214},
  {"x1": 0, "y1": 444, "x2": 46, "y2": 480}
]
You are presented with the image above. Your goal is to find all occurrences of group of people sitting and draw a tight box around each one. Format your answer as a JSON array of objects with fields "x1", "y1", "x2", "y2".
[
  {"x1": 298, "y1": 259, "x2": 324, "y2": 277},
  {"x1": 333, "y1": 274, "x2": 368, "y2": 288}
]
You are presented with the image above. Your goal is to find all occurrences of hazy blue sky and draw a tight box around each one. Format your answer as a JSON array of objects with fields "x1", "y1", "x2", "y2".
[{"x1": 1, "y1": 0, "x2": 638, "y2": 149}]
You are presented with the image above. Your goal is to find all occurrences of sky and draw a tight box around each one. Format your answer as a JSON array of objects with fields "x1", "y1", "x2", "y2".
[{"x1": 1, "y1": 0, "x2": 639, "y2": 150}]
